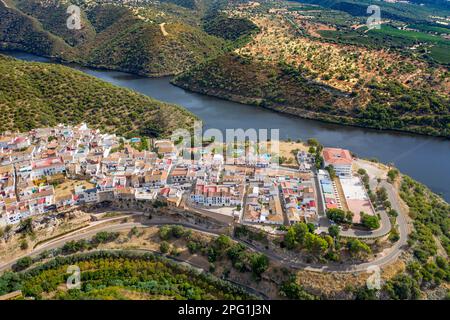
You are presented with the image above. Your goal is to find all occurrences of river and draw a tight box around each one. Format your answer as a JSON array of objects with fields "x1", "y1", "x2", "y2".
[{"x1": 4, "y1": 51, "x2": 450, "y2": 202}]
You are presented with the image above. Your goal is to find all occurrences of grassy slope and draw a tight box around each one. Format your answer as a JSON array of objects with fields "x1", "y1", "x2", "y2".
[{"x1": 0, "y1": 54, "x2": 196, "y2": 137}]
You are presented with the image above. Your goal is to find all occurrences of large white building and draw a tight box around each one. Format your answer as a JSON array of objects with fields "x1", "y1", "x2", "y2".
[
  {"x1": 322, "y1": 148, "x2": 353, "y2": 178},
  {"x1": 31, "y1": 157, "x2": 65, "y2": 179}
]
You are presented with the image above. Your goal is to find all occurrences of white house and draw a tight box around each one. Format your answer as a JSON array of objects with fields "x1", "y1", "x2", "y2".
[
  {"x1": 31, "y1": 157, "x2": 65, "y2": 179},
  {"x1": 322, "y1": 148, "x2": 353, "y2": 178}
]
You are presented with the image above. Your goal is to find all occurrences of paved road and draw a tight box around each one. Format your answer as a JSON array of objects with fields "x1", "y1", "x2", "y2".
[
  {"x1": 1, "y1": 197, "x2": 409, "y2": 274},
  {"x1": 0, "y1": 217, "x2": 224, "y2": 273},
  {"x1": 0, "y1": 0, "x2": 9, "y2": 8}
]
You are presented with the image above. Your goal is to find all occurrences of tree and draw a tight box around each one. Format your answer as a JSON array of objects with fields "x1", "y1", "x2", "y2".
[
  {"x1": 280, "y1": 277, "x2": 316, "y2": 300},
  {"x1": 346, "y1": 211, "x2": 354, "y2": 223},
  {"x1": 388, "y1": 209, "x2": 398, "y2": 218},
  {"x1": 306, "y1": 223, "x2": 316, "y2": 233},
  {"x1": 361, "y1": 214, "x2": 380, "y2": 230},
  {"x1": 389, "y1": 227, "x2": 400, "y2": 242},
  {"x1": 160, "y1": 241, "x2": 170, "y2": 254},
  {"x1": 13, "y1": 257, "x2": 33, "y2": 271},
  {"x1": 284, "y1": 227, "x2": 298, "y2": 249},
  {"x1": 384, "y1": 274, "x2": 421, "y2": 300},
  {"x1": 130, "y1": 226, "x2": 139, "y2": 237},
  {"x1": 376, "y1": 187, "x2": 388, "y2": 202},
  {"x1": 214, "y1": 235, "x2": 232, "y2": 252},
  {"x1": 315, "y1": 155, "x2": 324, "y2": 169},
  {"x1": 159, "y1": 225, "x2": 172, "y2": 240},
  {"x1": 139, "y1": 137, "x2": 149, "y2": 151},
  {"x1": 328, "y1": 225, "x2": 340, "y2": 239},
  {"x1": 171, "y1": 225, "x2": 185, "y2": 238},
  {"x1": 357, "y1": 168, "x2": 367, "y2": 175},
  {"x1": 361, "y1": 174, "x2": 370, "y2": 185},
  {"x1": 387, "y1": 169, "x2": 399, "y2": 183},
  {"x1": 20, "y1": 239, "x2": 29, "y2": 250},
  {"x1": 325, "y1": 165, "x2": 336, "y2": 179},
  {"x1": 347, "y1": 239, "x2": 371, "y2": 257},
  {"x1": 304, "y1": 233, "x2": 329, "y2": 255},
  {"x1": 92, "y1": 231, "x2": 119, "y2": 244},
  {"x1": 0, "y1": 272, "x2": 22, "y2": 295},
  {"x1": 307, "y1": 138, "x2": 319, "y2": 147},
  {"x1": 250, "y1": 253, "x2": 269, "y2": 277},
  {"x1": 326, "y1": 209, "x2": 346, "y2": 224},
  {"x1": 19, "y1": 218, "x2": 33, "y2": 235},
  {"x1": 293, "y1": 222, "x2": 309, "y2": 244},
  {"x1": 187, "y1": 241, "x2": 200, "y2": 253},
  {"x1": 354, "y1": 287, "x2": 378, "y2": 300}
]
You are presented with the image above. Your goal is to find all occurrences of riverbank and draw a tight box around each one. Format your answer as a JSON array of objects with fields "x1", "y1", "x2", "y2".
[{"x1": 171, "y1": 78, "x2": 450, "y2": 139}]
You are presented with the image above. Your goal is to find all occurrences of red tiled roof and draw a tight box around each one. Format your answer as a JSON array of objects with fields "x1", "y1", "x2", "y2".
[
  {"x1": 323, "y1": 148, "x2": 352, "y2": 165},
  {"x1": 32, "y1": 157, "x2": 64, "y2": 170}
]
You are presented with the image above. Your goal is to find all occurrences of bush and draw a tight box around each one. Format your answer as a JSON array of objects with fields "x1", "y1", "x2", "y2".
[
  {"x1": 20, "y1": 240, "x2": 29, "y2": 250},
  {"x1": 279, "y1": 277, "x2": 316, "y2": 300},
  {"x1": 250, "y1": 253, "x2": 269, "y2": 277},
  {"x1": 13, "y1": 257, "x2": 33, "y2": 271},
  {"x1": 384, "y1": 274, "x2": 421, "y2": 300},
  {"x1": 361, "y1": 214, "x2": 380, "y2": 230},
  {"x1": 326, "y1": 209, "x2": 347, "y2": 224},
  {"x1": 92, "y1": 232, "x2": 119, "y2": 244},
  {"x1": 160, "y1": 241, "x2": 170, "y2": 254}
]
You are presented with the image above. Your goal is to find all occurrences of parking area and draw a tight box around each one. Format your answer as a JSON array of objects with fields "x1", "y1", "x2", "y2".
[{"x1": 340, "y1": 176, "x2": 375, "y2": 223}]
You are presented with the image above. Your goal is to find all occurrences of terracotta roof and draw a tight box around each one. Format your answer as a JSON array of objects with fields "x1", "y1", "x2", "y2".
[
  {"x1": 32, "y1": 157, "x2": 64, "y2": 170},
  {"x1": 323, "y1": 148, "x2": 352, "y2": 165}
]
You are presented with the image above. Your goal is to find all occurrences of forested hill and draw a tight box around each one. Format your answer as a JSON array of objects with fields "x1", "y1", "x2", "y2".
[
  {"x1": 0, "y1": 0, "x2": 227, "y2": 76},
  {"x1": 0, "y1": 54, "x2": 196, "y2": 137}
]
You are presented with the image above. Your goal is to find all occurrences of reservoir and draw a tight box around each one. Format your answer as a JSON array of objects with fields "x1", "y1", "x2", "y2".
[{"x1": 4, "y1": 51, "x2": 450, "y2": 202}]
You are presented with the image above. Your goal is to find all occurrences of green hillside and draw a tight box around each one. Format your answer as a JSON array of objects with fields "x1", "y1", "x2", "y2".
[
  {"x1": 86, "y1": 20, "x2": 226, "y2": 76},
  {"x1": 0, "y1": 251, "x2": 256, "y2": 300},
  {"x1": 0, "y1": 0, "x2": 227, "y2": 76},
  {"x1": 0, "y1": 54, "x2": 196, "y2": 137},
  {"x1": 0, "y1": 2, "x2": 75, "y2": 58}
]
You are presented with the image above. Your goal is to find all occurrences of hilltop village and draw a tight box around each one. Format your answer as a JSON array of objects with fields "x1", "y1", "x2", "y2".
[{"x1": 0, "y1": 124, "x2": 379, "y2": 233}]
